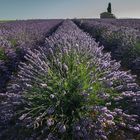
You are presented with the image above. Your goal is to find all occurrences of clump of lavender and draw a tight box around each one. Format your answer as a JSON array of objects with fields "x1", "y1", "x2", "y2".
[
  {"x1": 74, "y1": 19, "x2": 140, "y2": 76},
  {"x1": 9, "y1": 20, "x2": 140, "y2": 140},
  {"x1": 0, "y1": 20, "x2": 62, "y2": 92}
]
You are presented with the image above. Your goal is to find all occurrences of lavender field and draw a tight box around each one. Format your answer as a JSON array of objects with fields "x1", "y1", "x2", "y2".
[{"x1": 0, "y1": 19, "x2": 140, "y2": 140}]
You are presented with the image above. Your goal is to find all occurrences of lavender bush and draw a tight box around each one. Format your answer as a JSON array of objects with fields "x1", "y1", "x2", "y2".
[
  {"x1": 3, "y1": 20, "x2": 139, "y2": 140},
  {"x1": 74, "y1": 19, "x2": 140, "y2": 80},
  {"x1": 0, "y1": 20, "x2": 62, "y2": 92}
]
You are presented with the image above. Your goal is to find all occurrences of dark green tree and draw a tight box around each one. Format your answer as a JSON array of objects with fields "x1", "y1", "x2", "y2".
[{"x1": 107, "y1": 2, "x2": 112, "y2": 13}]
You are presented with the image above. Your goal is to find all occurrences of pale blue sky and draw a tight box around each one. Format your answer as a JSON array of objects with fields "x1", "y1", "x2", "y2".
[{"x1": 0, "y1": 0, "x2": 139, "y2": 19}]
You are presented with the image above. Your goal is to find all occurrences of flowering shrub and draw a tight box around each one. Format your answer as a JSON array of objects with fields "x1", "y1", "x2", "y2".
[
  {"x1": 0, "y1": 20, "x2": 62, "y2": 92},
  {"x1": 74, "y1": 19, "x2": 140, "y2": 79},
  {"x1": 5, "y1": 20, "x2": 140, "y2": 140}
]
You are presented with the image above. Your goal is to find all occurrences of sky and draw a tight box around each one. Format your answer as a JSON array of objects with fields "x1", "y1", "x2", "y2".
[{"x1": 0, "y1": 0, "x2": 139, "y2": 19}]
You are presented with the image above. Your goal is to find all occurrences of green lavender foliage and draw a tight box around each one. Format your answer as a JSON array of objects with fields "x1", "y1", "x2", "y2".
[
  {"x1": 0, "y1": 48, "x2": 7, "y2": 60},
  {"x1": 133, "y1": 41, "x2": 140, "y2": 57}
]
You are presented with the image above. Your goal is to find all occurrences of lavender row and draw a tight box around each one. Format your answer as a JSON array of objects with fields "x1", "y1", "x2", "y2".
[
  {"x1": 93, "y1": 19, "x2": 140, "y2": 31},
  {"x1": 1, "y1": 20, "x2": 139, "y2": 140},
  {"x1": 0, "y1": 19, "x2": 62, "y2": 92},
  {"x1": 74, "y1": 19, "x2": 140, "y2": 80}
]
